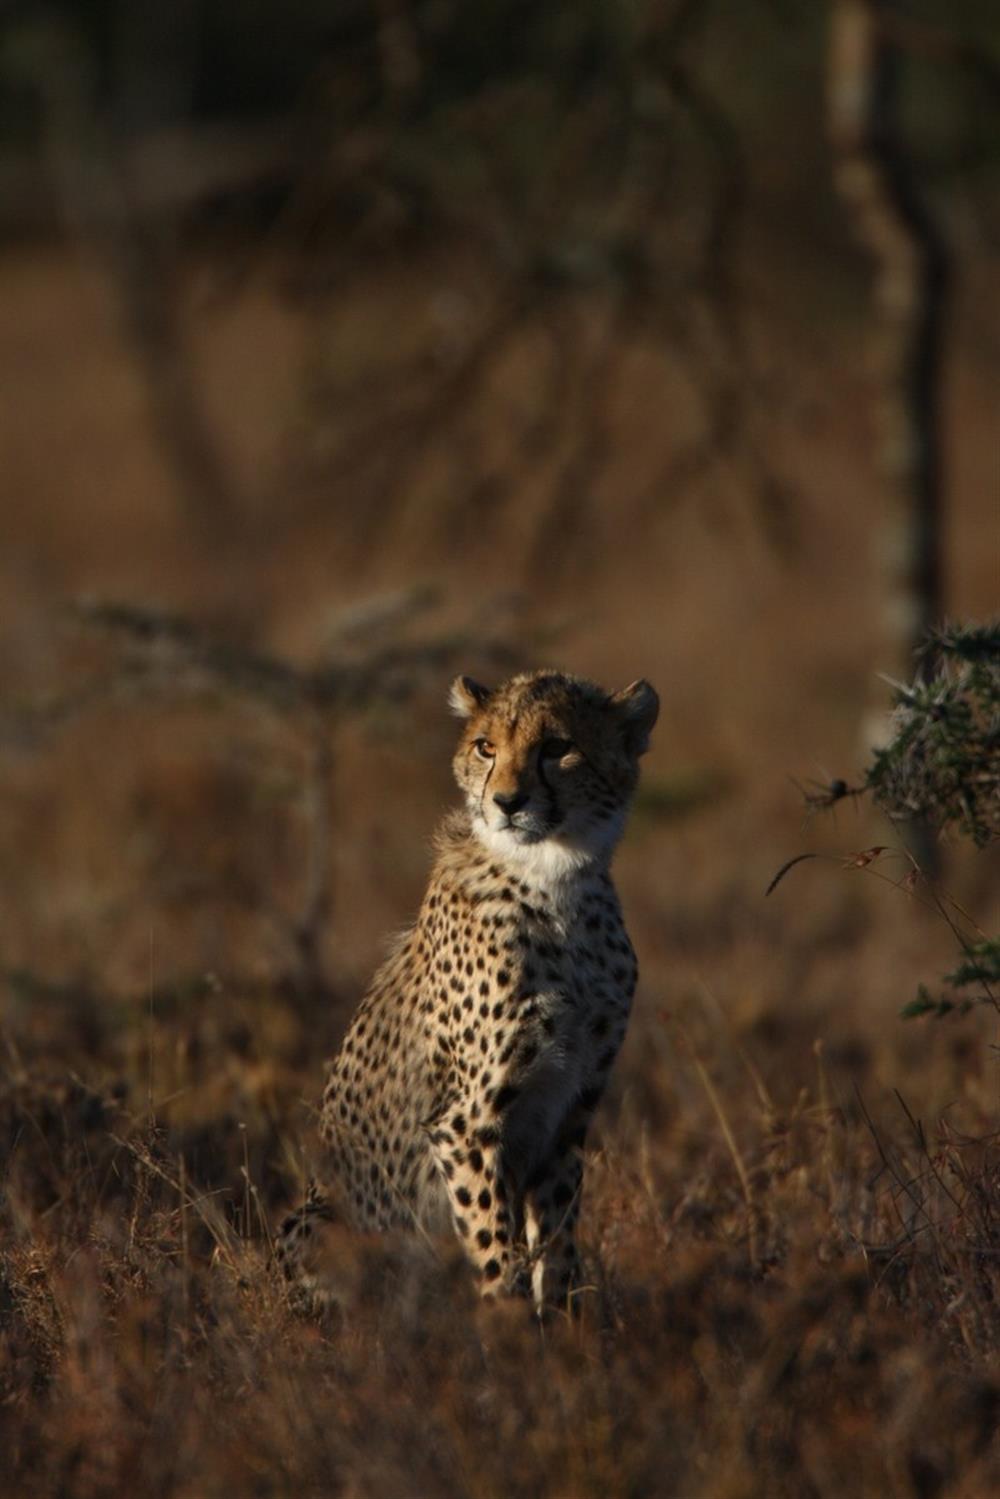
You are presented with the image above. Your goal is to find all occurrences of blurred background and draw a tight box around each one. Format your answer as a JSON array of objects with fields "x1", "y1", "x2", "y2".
[{"x1": 1, "y1": 0, "x2": 998, "y2": 1207}]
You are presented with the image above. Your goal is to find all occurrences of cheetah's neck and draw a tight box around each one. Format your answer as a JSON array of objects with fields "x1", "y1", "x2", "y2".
[
  {"x1": 474, "y1": 823, "x2": 604, "y2": 888},
  {"x1": 433, "y1": 808, "x2": 619, "y2": 912}
]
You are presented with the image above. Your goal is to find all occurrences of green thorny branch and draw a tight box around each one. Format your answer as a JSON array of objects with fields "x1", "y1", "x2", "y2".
[
  {"x1": 785, "y1": 622, "x2": 999, "y2": 1021},
  {"x1": 800, "y1": 622, "x2": 999, "y2": 848}
]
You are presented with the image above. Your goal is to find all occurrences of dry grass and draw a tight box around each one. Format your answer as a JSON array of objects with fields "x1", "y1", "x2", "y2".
[
  {"x1": 3, "y1": 952, "x2": 999, "y2": 1499},
  {"x1": 1, "y1": 237, "x2": 999, "y2": 1497}
]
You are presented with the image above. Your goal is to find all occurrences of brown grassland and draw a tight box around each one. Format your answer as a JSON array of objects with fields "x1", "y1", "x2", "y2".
[{"x1": 1, "y1": 225, "x2": 999, "y2": 1499}]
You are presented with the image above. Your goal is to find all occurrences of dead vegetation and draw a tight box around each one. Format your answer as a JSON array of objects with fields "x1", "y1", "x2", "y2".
[{"x1": 2, "y1": 940, "x2": 1000, "y2": 1498}]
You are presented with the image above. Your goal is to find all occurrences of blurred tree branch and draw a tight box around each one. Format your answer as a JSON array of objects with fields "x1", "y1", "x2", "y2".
[
  {"x1": 8, "y1": 17, "x2": 242, "y2": 534},
  {"x1": 1, "y1": 3, "x2": 808, "y2": 567},
  {"x1": 4, "y1": 593, "x2": 520, "y2": 1001},
  {"x1": 272, "y1": 0, "x2": 796, "y2": 570}
]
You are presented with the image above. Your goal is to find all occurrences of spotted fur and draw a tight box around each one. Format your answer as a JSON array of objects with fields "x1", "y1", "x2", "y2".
[{"x1": 278, "y1": 669, "x2": 658, "y2": 1312}]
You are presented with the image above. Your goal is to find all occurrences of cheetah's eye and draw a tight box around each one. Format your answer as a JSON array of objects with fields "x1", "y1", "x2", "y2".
[
  {"x1": 541, "y1": 738, "x2": 573, "y2": 760},
  {"x1": 473, "y1": 738, "x2": 496, "y2": 760}
]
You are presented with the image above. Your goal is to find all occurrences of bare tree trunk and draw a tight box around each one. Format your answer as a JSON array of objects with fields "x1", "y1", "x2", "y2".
[
  {"x1": 828, "y1": 0, "x2": 950, "y2": 870},
  {"x1": 828, "y1": 0, "x2": 950, "y2": 687}
]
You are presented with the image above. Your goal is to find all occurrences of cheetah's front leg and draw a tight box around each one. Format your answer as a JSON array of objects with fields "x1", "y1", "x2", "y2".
[
  {"x1": 430, "y1": 1117, "x2": 525, "y2": 1296},
  {"x1": 524, "y1": 1146, "x2": 584, "y2": 1314},
  {"x1": 523, "y1": 1096, "x2": 602, "y2": 1314}
]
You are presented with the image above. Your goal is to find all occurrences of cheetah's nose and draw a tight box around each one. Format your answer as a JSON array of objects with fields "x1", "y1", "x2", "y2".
[{"x1": 493, "y1": 789, "x2": 529, "y2": 814}]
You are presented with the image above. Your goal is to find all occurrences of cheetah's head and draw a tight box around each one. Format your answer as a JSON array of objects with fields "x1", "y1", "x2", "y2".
[{"x1": 449, "y1": 669, "x2": 659, "y2": 876}]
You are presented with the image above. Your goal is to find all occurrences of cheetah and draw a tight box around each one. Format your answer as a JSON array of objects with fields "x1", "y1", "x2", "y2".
[{"x1": 279, "y1": 668, "x2": 658, "y2": 1313}]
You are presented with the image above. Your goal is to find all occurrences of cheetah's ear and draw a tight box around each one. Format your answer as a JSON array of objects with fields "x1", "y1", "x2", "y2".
[
  {"x1": 609, "y1": 679, "x2": 659, "y2": 756},
  {"x1": 448, "y1": 675, "x2": 492, "y2": 719}
]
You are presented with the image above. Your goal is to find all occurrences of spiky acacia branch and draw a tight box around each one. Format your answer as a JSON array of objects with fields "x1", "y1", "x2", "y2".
[
  {"x1": 868, "y1": 622, "x2": 1000, "y2": 848},
  {"x1": 798, "y1": 623, "x2": 999, "y2": 848},
  {"x1": 781, "y1": 621, "x2": 999, "y2": 1021}
]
